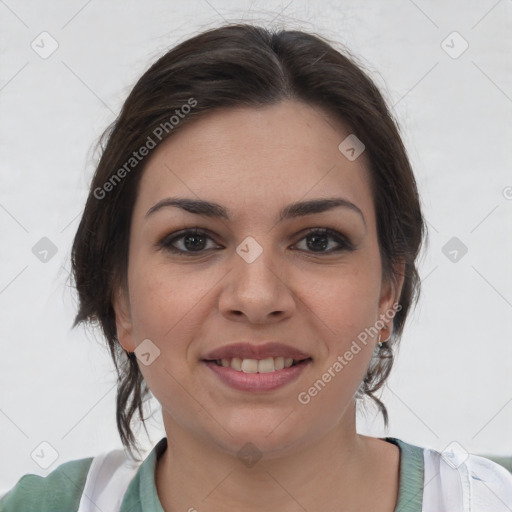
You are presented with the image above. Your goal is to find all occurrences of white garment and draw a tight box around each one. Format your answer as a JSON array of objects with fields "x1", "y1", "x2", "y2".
[
  {"x1": 77, "y1": 449, "x2": 140, "y2": 512},
  {"x1": 77, "y1": 446, "x2": 512, "y2": 512},
  {"x1": 422, "y1": 447, "x2": 512, "y2": 512}
]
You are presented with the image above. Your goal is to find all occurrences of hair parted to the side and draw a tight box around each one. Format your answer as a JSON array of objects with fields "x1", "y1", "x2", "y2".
[{"x1": 71, "y1": 23, "x2": 425, "y2": 461}]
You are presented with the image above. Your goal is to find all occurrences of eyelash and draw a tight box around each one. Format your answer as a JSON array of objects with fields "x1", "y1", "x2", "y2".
[{"x1": 157, "y1": 227, "x2": 354, "y2": 256}]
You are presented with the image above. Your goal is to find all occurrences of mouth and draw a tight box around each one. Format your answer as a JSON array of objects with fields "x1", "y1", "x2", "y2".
[
  {"x1": 202, "y1": 356, "x2": 313, "y2": 392},
  {"x1": 203, "y1": 356, "x2": 313, "y2": 373}
]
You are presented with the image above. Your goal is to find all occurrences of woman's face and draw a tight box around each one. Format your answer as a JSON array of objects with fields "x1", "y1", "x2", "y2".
[{"x1": 114, "y1": 100, "x2": 401, "y2": 457}]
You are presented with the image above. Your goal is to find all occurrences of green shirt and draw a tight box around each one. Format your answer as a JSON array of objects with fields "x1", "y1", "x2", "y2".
[{"x1": 0, "y1": 437, "x2": 424, "y2": 511}]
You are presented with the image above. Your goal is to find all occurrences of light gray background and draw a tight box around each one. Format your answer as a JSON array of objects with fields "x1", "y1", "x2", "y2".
[{"x1": 1, "y1": 0, "x2": 511, "y2": 491}]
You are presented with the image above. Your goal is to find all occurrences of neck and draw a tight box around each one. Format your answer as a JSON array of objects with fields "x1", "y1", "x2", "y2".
[{"x1": 155, "y1": 402, "x2": 398, "y2": 512}]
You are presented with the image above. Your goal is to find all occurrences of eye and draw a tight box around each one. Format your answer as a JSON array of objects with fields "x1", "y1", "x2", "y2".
[
  {"x1": 293, "y1": 228, "x2": 354, "y2": 254},
  {"x1": 158, "y1": 228, "x2": 221, "y2": 255},
  {"x1": 158, "y1": 227, "x2": 353, "y2": 256}
]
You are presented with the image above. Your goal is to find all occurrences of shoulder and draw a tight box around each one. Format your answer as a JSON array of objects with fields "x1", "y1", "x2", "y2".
[
  {"x1": 423, "y1": 444, "x2": 512, "y2": 510},
  {"x1": 0, "y1": 456, "x2": 93, "y2": 512}
]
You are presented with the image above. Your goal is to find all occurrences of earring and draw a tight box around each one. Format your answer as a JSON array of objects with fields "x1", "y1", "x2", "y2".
[{"x1": 378, "y1": 332, "x2": 389, "y2": 349}]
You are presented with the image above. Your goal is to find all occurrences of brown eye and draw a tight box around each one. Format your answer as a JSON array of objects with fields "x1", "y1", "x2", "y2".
[
  {"x1": 158, "y1": 227, "x2": 353, "y2": 257},
  {"x1": 159, "y1": 228, "x2": 220, "y2": 255},
  {"x1": 293, "y1": 228, "x2": 354, "y2": 253}
]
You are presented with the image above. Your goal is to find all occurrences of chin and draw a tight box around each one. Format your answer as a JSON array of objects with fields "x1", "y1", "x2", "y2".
[{"x1": 212, "y1": 416, "x2": 309, "y2": 461}]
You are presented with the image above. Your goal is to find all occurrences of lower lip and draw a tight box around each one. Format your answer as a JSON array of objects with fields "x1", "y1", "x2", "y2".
[{"x1": 203, "y1": 359, "x2": 311, "y2": 392}]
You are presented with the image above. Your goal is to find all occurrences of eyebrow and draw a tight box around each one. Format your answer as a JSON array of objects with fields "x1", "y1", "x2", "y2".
[{"x1": 145, "y1": 197, "x2": 366, "y2": 226}]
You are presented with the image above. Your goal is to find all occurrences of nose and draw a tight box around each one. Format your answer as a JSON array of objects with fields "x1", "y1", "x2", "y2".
[{"x1": 218, "y1": 241, "x2": 296, "y2": 324}]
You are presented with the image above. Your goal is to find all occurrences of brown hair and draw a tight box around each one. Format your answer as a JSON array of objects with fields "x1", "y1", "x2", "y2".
[{"x1": 71, "y1": 23, "x2": 425, "y2": 461}]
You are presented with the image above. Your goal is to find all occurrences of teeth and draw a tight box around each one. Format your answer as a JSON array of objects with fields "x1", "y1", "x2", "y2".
[
  {"x1": 275, "y1": 357, "x2": 285, "y2": 370},
  {"x1": 241, "y1": 358, "x2": 259, "y2": 373},
  {"x1": 256, "y1": 357, "x2": 275, "y2": 373},
  {"x1": 215, "y1": 356, "x2": 303, "y2": 373},
  {"x1": 231, "y1": 357, "x2": 242, "y2": 371}
]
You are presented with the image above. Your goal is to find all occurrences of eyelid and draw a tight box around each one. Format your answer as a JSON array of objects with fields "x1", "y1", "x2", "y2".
[
  {"x1": 157, "y1": 227, "x2": 221, "y2": 251},
  {"x1": 294, "y1": 227, "x2": 355, "y2": 251},
  {"x1": 157, "y1": 226, "x2": 355, "y2": 256}
]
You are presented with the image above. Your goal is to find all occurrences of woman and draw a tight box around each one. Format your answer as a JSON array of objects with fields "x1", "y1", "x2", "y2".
[{"x1": 1, "y1": 23, "x2": 511, "y2": 512}]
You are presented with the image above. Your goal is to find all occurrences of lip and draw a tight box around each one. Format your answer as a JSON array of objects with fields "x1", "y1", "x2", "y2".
[
  {"x1": 203, "y1": 359, "x2": 312, "y2": 392},
  {"x1": 201, "y1": 342, "x2": 311, "y2": 361}
]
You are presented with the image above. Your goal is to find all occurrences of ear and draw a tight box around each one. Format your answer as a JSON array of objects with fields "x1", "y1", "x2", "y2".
[
  {"x1": 378, "y1": 259, "x2": 405, "y2": 340},
  {"x1": 112, "y1": 283, "x2": 135, "y2": 353}
]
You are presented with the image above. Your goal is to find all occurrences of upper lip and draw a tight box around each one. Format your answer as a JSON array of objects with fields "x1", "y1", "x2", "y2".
[{"x1": 202, "y1": 342, "x2": 311, "y2": 361}]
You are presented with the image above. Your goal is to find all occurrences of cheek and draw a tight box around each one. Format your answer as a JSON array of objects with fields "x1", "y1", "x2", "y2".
[
  {"x1": 128, "y1": 263, "x2": 183, "y2": 340},
  {"x1": 298, "y1": 273, "x2": 380, "y2": 409},
  {"x1": 128, "y1": 266, "x2": 169, "y2": 340},
  {"x1": 310, "y1": 263, "x2": 381, "y2": 330},
  {"x1": 127, "y1": 256, "x2": 220, "y2": 350},
  {"x1": 126, "y1": 261, "x2": 198, "y2": 397},
  {"x1": 301, "y1": 260, "x2": 382, "y2": 393}
]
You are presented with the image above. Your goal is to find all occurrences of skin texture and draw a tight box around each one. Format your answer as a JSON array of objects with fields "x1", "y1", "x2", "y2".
[{"x1": 114, "y1": 100, "x2": 404, "y2": 511}]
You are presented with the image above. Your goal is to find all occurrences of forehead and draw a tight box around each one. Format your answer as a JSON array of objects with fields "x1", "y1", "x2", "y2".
[{"x1": 133, "y1": 100, "x2": 374, "y2": 225}]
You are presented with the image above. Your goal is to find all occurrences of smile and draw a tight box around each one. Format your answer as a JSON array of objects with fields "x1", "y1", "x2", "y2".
[
  {"x1": 210, "y1": 356, "x2": 310, "y2": 373},
  {"x1": 203, "y1": 357, "x2": 312, "y2": 392}
]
